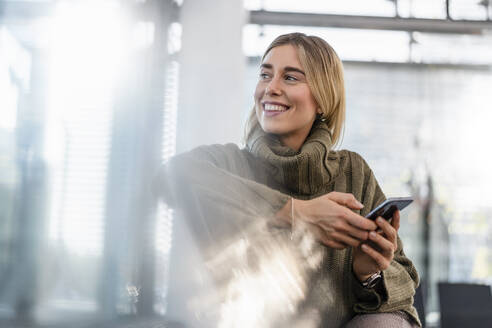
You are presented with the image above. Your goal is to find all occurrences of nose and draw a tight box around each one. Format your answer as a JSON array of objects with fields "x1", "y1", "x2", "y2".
[{"x1": 265, "y1": 77, "x2": 282, "y2": 96}]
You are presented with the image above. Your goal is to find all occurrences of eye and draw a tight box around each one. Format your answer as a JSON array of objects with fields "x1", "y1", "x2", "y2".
[{"x1": 285, "y1": 75, "x2": 298, "y2": 81}]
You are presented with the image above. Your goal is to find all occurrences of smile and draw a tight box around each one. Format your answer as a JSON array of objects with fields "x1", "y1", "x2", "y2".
[{"x1": 262, "y1": 102, "x2": 290, "y2": 115}]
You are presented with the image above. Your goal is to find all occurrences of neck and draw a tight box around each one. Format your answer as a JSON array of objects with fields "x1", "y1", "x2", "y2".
[
  {"x1": 278, "y1": 135, "x2": 304, "y2": 151},
  {"x1": 246, "y1": 120, "x2": 338, "y2": 196},
  {"x1": 277, "y1": 129, "x2": 311, "y2": 152}
]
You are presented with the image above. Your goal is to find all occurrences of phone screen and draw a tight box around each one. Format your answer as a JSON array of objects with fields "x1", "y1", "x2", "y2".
[{"x1": 365, "y1": 197, "x2": 413, "y2": 220}]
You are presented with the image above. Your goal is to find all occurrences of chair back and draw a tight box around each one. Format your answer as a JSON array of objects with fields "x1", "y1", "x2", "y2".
[
  {"x1": 414, "y1": 284, "x2": 426, "y2": 327},
  {"x1": 438, "y1": 282, "x2": 492, "y2": 328}
]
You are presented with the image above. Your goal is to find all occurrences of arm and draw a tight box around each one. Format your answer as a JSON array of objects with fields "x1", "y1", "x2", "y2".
[
  {"x1": 155, "y1": 145, "x2": 377, "y2": 251},
  {"x1": 153, "y1": 144, "x2": 291, "y2": 245},
  {"x1": 275, "y1": 192, "x2": 378, "y2": 248},
  {"x1": 349, "y1": 153, "x2": 420, "y2": 324}
]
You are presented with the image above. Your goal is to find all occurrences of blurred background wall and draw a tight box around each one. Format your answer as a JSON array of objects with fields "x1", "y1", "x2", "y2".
[{"x1": 0, "y1": 0, "x2": 491, "y2": 327}]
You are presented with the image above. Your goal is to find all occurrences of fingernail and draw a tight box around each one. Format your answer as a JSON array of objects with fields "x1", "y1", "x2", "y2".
[
  {"x1": 356, "y1": 200, "x2": 364, "y2": 208},
  {"x1": 369, "y1": 231, "x2": 377, "y2": 238},
  {"x1": 377, "y1": 217, "x2": 384, "y2": 223},
  {"x1": 361, "y1": 244, "x2": 368, "y2": 251}
]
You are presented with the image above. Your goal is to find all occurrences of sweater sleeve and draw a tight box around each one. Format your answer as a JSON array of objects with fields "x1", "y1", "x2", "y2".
[
  {"x1": 152, "y1": 144, "x2": 291, "y2": 247},
  {"x1": 348, "y1": 152, "x2": 421, "y2": 326}
]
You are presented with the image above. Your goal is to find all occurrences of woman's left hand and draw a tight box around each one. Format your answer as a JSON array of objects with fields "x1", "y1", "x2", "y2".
[{"x1": 352, "y1": 210, "x2": 400, "y2": 283}]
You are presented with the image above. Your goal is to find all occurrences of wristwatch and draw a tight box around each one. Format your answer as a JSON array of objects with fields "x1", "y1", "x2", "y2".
[{"x1": 361, "y1": 271, "x2": 382, "y2": 289}]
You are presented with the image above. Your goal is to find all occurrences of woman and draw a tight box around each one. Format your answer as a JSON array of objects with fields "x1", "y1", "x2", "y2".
[{"x1": 156, "y1": 33, "x2": 420, "y2": 327}]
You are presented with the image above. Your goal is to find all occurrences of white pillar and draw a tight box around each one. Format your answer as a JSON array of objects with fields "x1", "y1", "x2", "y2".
[
  {"x1": 177, "y1": 0, "x2": 246, "y2": 153},
  {"x1": 168, "y1": 2, "x2": 246, "y2": 326}
]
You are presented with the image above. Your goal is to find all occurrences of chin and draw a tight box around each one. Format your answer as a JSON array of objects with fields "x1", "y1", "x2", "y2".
[{"x1": 260, "y1": 123, "x2": 287, "y2": 136}]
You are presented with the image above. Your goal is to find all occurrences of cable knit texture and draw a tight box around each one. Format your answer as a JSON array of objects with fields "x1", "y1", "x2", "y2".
[{"x1": 155, "y1": 120, "x2": 421, "y2": 327}]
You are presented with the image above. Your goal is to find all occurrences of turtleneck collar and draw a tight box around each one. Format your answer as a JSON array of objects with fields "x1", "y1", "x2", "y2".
[{"x1": 246, "y1": 120, "x2": 341, "y2": 197}]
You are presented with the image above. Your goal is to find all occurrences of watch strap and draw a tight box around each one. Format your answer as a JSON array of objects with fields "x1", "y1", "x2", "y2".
[{"x1": 361, "y1": 271, "x2": 382, "y2": 289}]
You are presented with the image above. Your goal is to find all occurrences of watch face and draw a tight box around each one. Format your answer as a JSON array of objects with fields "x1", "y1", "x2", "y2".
[
  {"x1": 362, "y1": 272, "x2": 382, "y2": 289},
  {"x1": 367, "y1": 277, "x2": 381, "y2": 288}
]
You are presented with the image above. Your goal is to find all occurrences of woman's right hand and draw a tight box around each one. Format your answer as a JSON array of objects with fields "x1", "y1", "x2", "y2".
[{"x1": 276, "y1": 192, "x2": 378, "y2": 249}]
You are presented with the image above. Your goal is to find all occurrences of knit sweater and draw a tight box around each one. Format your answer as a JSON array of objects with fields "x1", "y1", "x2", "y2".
[{"x1": 155, "y1": 120, "x2": 420, "y2": 327}]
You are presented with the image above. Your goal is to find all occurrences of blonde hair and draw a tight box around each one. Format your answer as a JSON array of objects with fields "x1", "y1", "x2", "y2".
[{"x1": 244, "y1": 33, "x2": 346, "y2": 147}]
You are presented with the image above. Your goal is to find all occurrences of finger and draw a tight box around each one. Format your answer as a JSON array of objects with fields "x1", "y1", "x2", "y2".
[
  {"x1": 368, "y1": 231, "x2": 395, "y2": 254},
  {"x1": 328, "y1": 231, "x2": 362, "y2": 248},
  {"x1": 325, "y1": 239, "x2": 347, "y2": 250},
  {"x1": 342, "y1": 208, "x2": 377, "y2": 231},
  {"x1": 326, "y1": 192, "x2": 364, "y2": 210},
  {"x1": 361, "y1": 244, "x2": 390, "y2": 270},
  {"x1": 391, "y1": 210, "x2": 400, "y2": 231},
  {"x1": 308, "y1": 223, "x2": 347, "y2": 249},
  {"x1": 341, "y1": 223, "x2": 370, "y2": 241},
  {"x1": 376, "y1": 217, "x2": 397, "y2": 243},
  {"x1": 316, "y1": 219, "x2": 369, "y2": 241}
]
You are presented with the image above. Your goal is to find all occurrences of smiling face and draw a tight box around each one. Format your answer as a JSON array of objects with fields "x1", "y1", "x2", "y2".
[{"x1": 254, "y1": 44, "x2": 320, "y2": 151}]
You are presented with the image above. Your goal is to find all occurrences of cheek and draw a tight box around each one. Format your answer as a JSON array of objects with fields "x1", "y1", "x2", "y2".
[
  {"x1": 254, "y1": 83, "x2": 264, "y2": 117},
  {"x1": 293, "y1": 89, "x2": 318, "y2": 114},
  {"x1": 254, "y1": 83, "x2": 264, "y2": 102}
]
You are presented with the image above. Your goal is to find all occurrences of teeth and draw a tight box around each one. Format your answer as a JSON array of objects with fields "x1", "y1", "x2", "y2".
[{"x1": 264, "y1": 103, "x2": 288, "y2": 111}]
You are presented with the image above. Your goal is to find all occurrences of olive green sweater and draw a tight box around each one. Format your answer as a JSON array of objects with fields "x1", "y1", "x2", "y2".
[{"x1": 155, "y1": 121, "x2": 420, "y2": 327}]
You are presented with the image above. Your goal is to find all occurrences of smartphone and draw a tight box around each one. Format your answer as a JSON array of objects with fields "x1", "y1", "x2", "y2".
[{"x1": 365, "y1": 197, "x2": 413, "y2": 221}]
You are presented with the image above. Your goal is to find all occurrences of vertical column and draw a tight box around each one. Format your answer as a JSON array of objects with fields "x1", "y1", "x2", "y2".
[
  {"x1": 166, "y1": 1, "x2": 246, "y2": 326},
  {"x1": 177, "y1": 0, "x2": 246, "y2": 153},
  {"x1": 101, "y1": 0, "x2": 174, "y2": 318},
  {"x1": 134, "y1": 0, "x2": 169, "y2": 317},
  {"x1": 12, "y1": 48, "x2": 49, "y2": 322}
]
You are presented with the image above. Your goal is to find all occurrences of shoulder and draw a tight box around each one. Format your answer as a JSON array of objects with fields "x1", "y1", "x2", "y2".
[
  {"x1": 186, "y1": 143, "x2": 245, "y2": 162},
  {"x1": 336, "y1": 150, "x2": 385, "y2": 208},
  {"x1": 330, "y1": 150, "x2": 380, "y2": 199},
  {"x1": 175, "y1": 143, "x2": 254, "y2": 175},
  {"x1": 330, "y1": 149, "x2": 373, "y2": 174},
  {"x1": 174, "y1": 143, "x2": 242, "y2": 162}
]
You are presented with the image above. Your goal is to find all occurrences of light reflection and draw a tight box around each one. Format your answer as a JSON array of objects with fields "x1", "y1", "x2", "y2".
[
  {"x1": 0, "y1": 27, "x2": 30, "y2": 131},
  {"x1": 45, "y1": 0, "x2": 130, "y2": 256},
  {"x1": 243, "y1": 24, "x2": 410, "y2": 62},
  {"x1": 186, "y1": 219, "x2": 325, "y2": 327}
]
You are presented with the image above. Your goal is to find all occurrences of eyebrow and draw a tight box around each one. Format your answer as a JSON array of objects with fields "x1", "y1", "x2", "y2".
[{"x1": 261, "y1": 63, "x2": 305, "y2": 76}]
